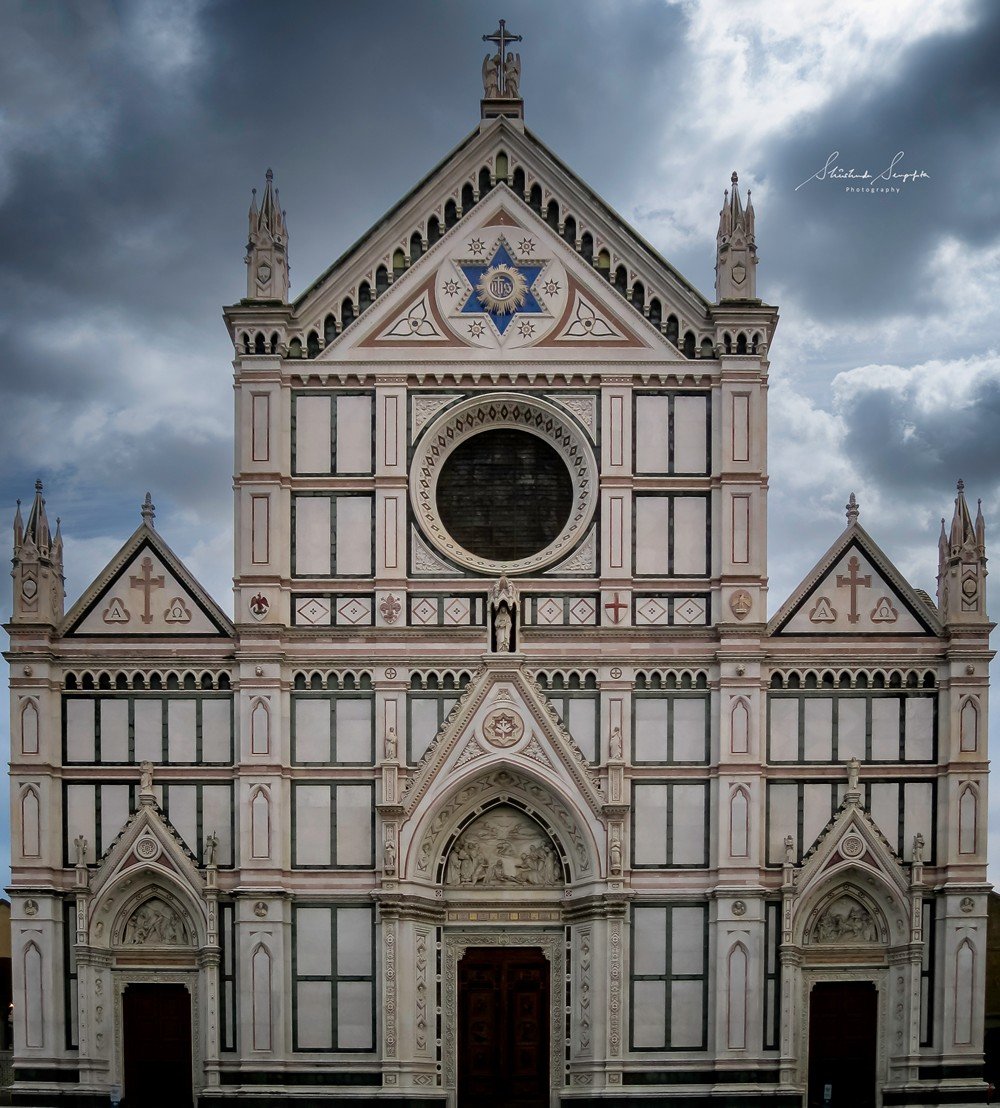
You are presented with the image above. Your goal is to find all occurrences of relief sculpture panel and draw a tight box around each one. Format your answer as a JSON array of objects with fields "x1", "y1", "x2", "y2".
[{"x1": 444, "y1": 805, "x2": 561, "y2": 887}]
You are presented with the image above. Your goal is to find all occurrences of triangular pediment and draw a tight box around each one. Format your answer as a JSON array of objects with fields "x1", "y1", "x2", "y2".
[
  {"x1": 326, "y1": 185, "x2": 679, "y2": 361},
  {"x1": 399, "y1": 660, "x2": 605, "y2": 819},
  {"x1": 769, "y1": 524, "x2": 940, "y2": 637},
  {"x1": 796, "y1": 792, "x2": 910, "y2": 906},
  {"x1": 62, "y1": 523, "x2": 234, "y2": 638},
  {"x1": 285, "y1": 117, "x2": 722, "y2": 359},
  {"x1": 87, "y1": 796, "x2": 206, "y2": 909}
]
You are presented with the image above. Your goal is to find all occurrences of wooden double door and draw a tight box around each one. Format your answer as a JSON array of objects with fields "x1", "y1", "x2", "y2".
[
  {"x1": 122, "y1": 982, "x2": 193, "y2": 1108},
  {"x1": 458, "y1": 947, "x2": 550, "y2": 1108}
]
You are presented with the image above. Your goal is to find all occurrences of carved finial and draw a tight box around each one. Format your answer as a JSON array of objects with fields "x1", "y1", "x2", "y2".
[
  {"x1": 957, "y1": 478, "x2": 965, "y2": 494},
  {"x1": 265, "y1": 167, "x2": 273, "y2": 181},
  {"x1": 141, "y1": 492, "x2": 155, "y2": 527},
  {"x1": 846, "y1": 492, "x2": 859, "y2": 526},
  {"x1": 731, "y1": 170, "x2": 739, "y2": 184}
]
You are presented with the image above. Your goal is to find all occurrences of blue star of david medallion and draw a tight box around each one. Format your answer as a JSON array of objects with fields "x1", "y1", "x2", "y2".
[{"x1": 458, "y1": 239, "x2": 545, "y2": 334}]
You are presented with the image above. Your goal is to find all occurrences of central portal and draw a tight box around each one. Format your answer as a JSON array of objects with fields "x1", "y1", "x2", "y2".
[{"x1": 458, "y1": 946, "x2": 550, "y2": 1108}]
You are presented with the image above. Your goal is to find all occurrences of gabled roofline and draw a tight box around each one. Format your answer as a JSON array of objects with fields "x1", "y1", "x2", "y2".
[
  {"x1": 292, "y1": 122, "x2": 484, "y2": 308},
  {"x1": 61, "y1": 522, "x2": 235, "y2": 638},
  {"x1": 768, "y1": 521, "x2": 941, "y2": 637},
  {"x1": 290, "y1": 115, "x2": 741, "y2": 323}
]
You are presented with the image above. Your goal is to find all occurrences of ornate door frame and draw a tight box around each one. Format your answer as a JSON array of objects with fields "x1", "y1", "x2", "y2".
[
  {"x1": 113, "y1": 970, "x2": 201, "y2": 1099},
  {"x1": 443, "y1": 928, "x2": 565, "y2": 1107}
]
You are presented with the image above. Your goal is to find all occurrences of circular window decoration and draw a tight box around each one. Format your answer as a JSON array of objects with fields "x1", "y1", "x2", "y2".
[
  {"x1": 412, "y1": 394, "x2": 597, "y2": 574},
  {"x1": 135, "y1": 835, "x2": 161, "y2": 862}
]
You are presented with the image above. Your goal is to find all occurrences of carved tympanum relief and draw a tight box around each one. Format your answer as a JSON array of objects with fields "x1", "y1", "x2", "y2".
[
  {"x1": 444, "y1": 805, "x2": 561, "y2": 887},
  {"x1": 123, "y1": 898, "x2": 189, "y2": 946},
  {"x1": 811, "y1": 895, "x2": 878, "y2": 944}
]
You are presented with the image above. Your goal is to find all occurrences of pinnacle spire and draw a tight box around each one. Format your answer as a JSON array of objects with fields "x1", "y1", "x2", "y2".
[
  {"x1": 141, "y1": 492, "x2": 156, "y2": 528},
  {"x1": 25, "y1": 479, "x2": 50, "y2": 554},
  {"x1": 938, "y1": 479, "x2": 988, "y2": 623},
  {"x1": 846, "y1": 492, "x2": 859, "y2": 526},
  {"x1": 715, "y1": 169, "x2": 758, "y2": 300},
  {"x1": 11, "y1": 479, "x2": 64, "y2": 623},
  {"x1": 244, "y1": 168, "x2": 289, "y2": 301}
]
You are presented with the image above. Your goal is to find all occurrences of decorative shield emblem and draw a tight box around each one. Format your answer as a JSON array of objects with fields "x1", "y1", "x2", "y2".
[
  {"x1": 732, "y1": 263, "x2": 746, "y2": 285},
  {"x1": 256, "y1": 262, "x2": 272, "y2": 287},
  {"x1": 248, "y1": 592, "x2": 270, "y2": 621}
]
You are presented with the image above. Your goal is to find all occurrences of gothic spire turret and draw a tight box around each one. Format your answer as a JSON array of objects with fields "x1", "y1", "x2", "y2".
[
  {"x1": 11, "y1": 479, "x2": 65, "y2": 624},
  {"x1": 715, "y1": 170, "x2": 758, "y2": 301},
  {"x1": 245, "y1": 167, "x2": 289, "y2": 302},
  {"x1": 937, "y1": 479, "x2": 988, "y2": 624}
]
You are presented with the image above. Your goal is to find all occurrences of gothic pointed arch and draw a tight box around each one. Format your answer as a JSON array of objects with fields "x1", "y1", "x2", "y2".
[{"x1": 403, "y1": 761, "x2": 600, "y2": 886}]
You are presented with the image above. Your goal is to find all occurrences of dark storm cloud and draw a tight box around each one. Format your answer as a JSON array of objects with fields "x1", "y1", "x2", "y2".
[
  {"x1": 837, "y1": 373, "x2": 1000, "y2": 499},
  {"x1": 762, "y1": 0, "x2": 1000, "y2": 323}
]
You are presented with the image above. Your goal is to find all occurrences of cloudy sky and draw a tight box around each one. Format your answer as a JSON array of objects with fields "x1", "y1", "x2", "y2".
[{"x1": 1, "y1": 0, "x2": 998, "y2": 882}]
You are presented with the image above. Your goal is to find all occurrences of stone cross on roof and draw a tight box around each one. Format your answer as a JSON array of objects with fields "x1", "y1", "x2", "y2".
[{"x1": 482, "y1": 19, "x2": 522, "y2": 98}]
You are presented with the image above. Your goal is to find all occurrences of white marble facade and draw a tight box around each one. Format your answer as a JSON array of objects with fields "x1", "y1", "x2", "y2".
[{"x1": 5, "y1": 64, "x2": 992, "y2": 1108}]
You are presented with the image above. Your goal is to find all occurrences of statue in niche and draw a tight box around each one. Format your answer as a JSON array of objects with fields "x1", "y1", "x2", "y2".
[
  {"x1": 74, "y1": 835, "x2": 88, "y2": 867},
  {"x1": 482, "y1": 52, "x2": 500, "y2": 97},
  {"x1": 783, "y1": 834, "x2": 795, "y2": 864},
  {"x1": 813, "y1": 895, "x2": 878, "y2": 944},
  {"x1": 123, "y1": 898, "x2": 187, "y2": 946},
  {"x1": 610, "y1": 726, "x2": 623, "y2": 760},
  {"x1": 383, "y1": 725, "x2": 398, "y2": 761},
  {"x1": 913, "y1": 832, "x2": 925, "y2": 864},
  {"x1": 445, "y1": 805, "x2": 561, "y2": 887},
  {"x1": 490, "y1": 576, "x2": 518, "y2": 653},
  {"x1": 383, "y1": 837, "x2": 396, "y2": 873},
  {"x1": 204, "y1": 832, "x2": 219, "y2": 867}
]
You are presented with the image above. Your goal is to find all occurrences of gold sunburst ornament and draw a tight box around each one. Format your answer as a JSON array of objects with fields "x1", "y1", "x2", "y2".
[{"x1": 476, "y1": 263, "x2": 528, "y2": 315}]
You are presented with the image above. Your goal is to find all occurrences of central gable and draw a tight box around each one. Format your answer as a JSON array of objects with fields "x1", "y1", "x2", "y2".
[{"x1": 330, "y1": 186, "x2": 677, "y2": 361}]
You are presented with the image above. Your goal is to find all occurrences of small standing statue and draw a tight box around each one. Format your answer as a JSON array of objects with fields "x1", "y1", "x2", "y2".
[
  {"x1": 847, "y1": 756, "x2": 860, "y2": 793},
  {"x1": 204, "y1": 832, "x2": 219, "y2": 867},
  {"x1": 783, "y1": 834, "x2": 795, "y2": 865},
  {"x1": 504, "y1": 52, "x2": 521, "y2": 98},
  {"x1": 139, "y1": 760, "x2": 155, "y2": 797},
  {"x1": 490, "y1": 575, "x2": 518, "y2": 653},
  {"x1": 383, "y1": 837, "x2": 397, "y2": 874},
  {"x1": 610, "y1": 725, "x2": 624, "y2": 761},
  {"x1": 482, "y1": 52, "x2": 500, "y2": 97},
  {"x1": 74, "y1": 834, "x2": 88, "y2": 867},
  {"x1": 912, "y1": 832, "x2": 925, "y2": 864},
  {"x1": 495, "y1": 604, "x2": 513, "y2": 652},
  {"x1": 610, "y1": 835, "x2": 622, "y2": 875},
  {"x1": 383, "y1": 725, "x2": 398, "y2": 762}
]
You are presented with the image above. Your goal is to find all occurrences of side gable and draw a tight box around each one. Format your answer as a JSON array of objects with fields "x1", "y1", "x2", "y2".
[
  {"x1": 62, "y1": 523, "x2": 234, "y2": 638},
  {"x1": 769, "y1": 523, "x2": 940, "y2": 637}
]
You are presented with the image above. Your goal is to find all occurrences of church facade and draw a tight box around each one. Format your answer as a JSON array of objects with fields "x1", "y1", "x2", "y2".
[{"x1": 6, "y1": 34, "x2": 993, "y2": 1108}]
